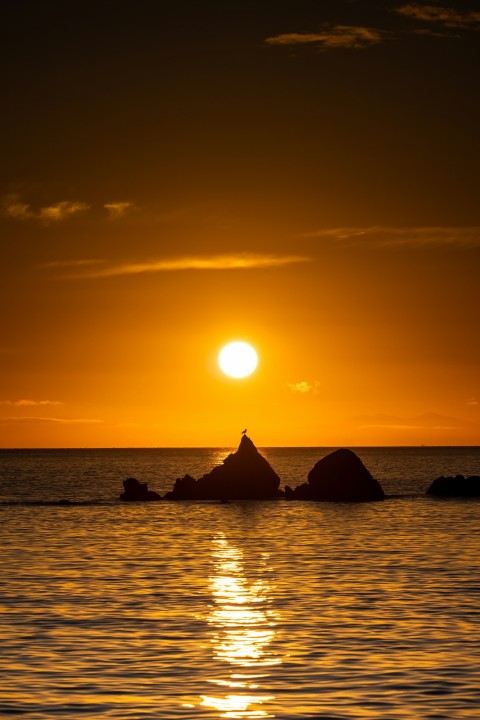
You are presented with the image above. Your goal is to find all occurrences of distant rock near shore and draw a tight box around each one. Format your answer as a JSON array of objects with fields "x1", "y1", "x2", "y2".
[
  {"x1": 165, "y1": 434, "x2": 283, "y2": 500},
  {"x1": 120, "y1": 477, "x2": 162, "y2": 502},
  {"x1": 285, "y1": 448, "x2": 385, "y2": 502},
  {"x1": 427, "y1": 475, "x2": 480, "y2": 497}
]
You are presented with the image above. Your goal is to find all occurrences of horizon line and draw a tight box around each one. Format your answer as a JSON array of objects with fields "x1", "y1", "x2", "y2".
[{"x1": 0, "y1": 443, "x2": 478, "y2": 450}]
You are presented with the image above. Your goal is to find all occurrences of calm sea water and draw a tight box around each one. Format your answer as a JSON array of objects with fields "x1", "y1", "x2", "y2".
[{"x1": 1, "y1": 447, "x2": 479, "y2": 719}]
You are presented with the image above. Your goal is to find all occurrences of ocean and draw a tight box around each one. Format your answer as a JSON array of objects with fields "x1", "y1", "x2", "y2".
[{"x1": 1, "y1": 446, "x2": 479, "y2": 719}]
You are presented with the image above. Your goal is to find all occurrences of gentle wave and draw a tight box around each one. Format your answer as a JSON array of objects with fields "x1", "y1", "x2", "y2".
[
  {"x1": 1, "y1": 449, "x2": 479, "y2": 718},
  {"x1": 2, "y1": 493, "x2": 476, "y2": 508}
]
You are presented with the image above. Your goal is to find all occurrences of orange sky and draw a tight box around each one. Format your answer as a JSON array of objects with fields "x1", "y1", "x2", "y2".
[{"x1": 0, "y1": 1, "x2": 479, "y2": 447}]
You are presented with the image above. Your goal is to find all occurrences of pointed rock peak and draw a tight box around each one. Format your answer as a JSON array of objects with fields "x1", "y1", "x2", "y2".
[
  {"x1": 165, "y1": 433, "x2": 283, "y2": 500},
  {"x1": 237, "y1": 433, "x2": 257, "y2": 454}
]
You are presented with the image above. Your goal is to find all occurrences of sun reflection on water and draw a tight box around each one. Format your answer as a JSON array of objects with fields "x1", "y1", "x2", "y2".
[{"x1": 200, "y1": 534, "x2": 280, "y2": 718}]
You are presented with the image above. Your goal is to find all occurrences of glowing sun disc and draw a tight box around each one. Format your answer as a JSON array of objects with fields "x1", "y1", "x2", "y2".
[{"x1": 218, "y1": 342, "x2": 258, "y2": 378}]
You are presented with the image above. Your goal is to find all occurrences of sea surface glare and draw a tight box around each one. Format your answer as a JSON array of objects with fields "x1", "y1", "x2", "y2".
[{"x1": 0, "y1": 447, "x2": 479, "y2": 719}]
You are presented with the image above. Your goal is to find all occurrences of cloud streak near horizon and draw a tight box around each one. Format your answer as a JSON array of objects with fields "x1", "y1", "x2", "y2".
[
  {"x1": 348, "y1": 413, "x2": 477, "y2": 431},
  {"x1": 0, "y1": 399, "x2": 64, "y2": 407},
  {"x1": 0, "y1": 417, "x2": 102, "y2": 425},
  {"x1": 60, "y1": 253, "x2": 312, "y2": 279}
]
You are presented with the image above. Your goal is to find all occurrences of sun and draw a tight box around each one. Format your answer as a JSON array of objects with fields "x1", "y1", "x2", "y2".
[{"x1": 218, "y1": 341, "x2": 258, "y2": 379}]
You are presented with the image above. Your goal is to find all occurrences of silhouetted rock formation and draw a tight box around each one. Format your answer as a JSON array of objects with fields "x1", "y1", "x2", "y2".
[
  {"x1": 285, "y1": 448, "x2": 385, "y2": 502},
  {"x1": 165, "y1": 434, "x2": 283, "y2": 500},
  {"x1": 427, "y1": 475, "x2": 480, "y2": 497},
  {"x1": 120, "y1": 477, "x2": 161, "y2": 502}
]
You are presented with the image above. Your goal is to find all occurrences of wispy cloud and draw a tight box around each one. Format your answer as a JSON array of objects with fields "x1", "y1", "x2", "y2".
[
  {"x1": 41, "y1": 259, "x2": 104, "y2": 269},
  {"x1": 104, "y1": 201, "x2": 134, "y2": 218},
  {"x1": 1, "y1": 194, "x2": 89, "y2": 222},
  {"x1": 265, "y1": 8, "x2": 480, "y2": 53},
  {"x1": 301, "y1": 226, "x2": 480, "y2": 248},
  {"x1": 287, "y1": 380, "x2": 322, "y2": 395},
  {"x1": 1, "y1": 195, "x2": 31, "y2": 219},
  {"x1": 2, "y1": 194, "x2": 137, "y2": 222},
  {"x1": 466, "y1": 397, "x2": 478, "y2": 406},
  {"x1": 396, "y1": 4, "x2": 480, "y2": 29},
  {"x1": 0, "y1": 399, "x2": 64, "y2": 407},
  {"x1": 39, "y1": 201, "x2": 89, "y2": 222},
  {"x1": 0, "y1": 417, "x2": 102, "y2": 425},
  {"x1": 62, "y1": 253, "x2": 311, "y2": 279},
  {"x1": 265, "y1": 25, "x2": 383, "y2": 50}
]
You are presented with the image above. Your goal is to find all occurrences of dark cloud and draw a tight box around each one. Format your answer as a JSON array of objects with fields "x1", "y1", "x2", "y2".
[
  {"x1": 1, "y1": 194, "x2": 89, "y2": 222},
  {"x1": 265, "y1": 25, "x2": 383, "y2": 50},
  {"x1": 396, "y1": 4, "x2": 480, "y2": 29}
]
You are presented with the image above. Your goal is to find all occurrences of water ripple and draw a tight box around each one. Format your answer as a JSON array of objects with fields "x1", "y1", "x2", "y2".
[{"x1": 1, "y1": 451, "x2": 479, "y2": 718}]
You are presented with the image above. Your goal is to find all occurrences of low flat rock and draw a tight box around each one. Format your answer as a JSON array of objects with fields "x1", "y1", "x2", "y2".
[
  {"x1": 120, "y1": 477, "x2": 162, "y2": 502},
  {"x1": 426, "y1": 475, "x2": 480, "y2": 497},
  {"x1": 285, "y1": 448, "x2": 385, "y2": 502},
  {"x1": 165, "y1": 434, "x2": 283, "y2": 500}
]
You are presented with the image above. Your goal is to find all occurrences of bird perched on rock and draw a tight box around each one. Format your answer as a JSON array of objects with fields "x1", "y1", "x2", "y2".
[{"x1": 242, "y1": 428, "x2": 247, "y2": 434}]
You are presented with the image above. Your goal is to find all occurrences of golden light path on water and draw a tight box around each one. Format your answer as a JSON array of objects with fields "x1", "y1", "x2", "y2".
[{"x1": 200, "y1": 534, "x2": 281, "y2": 718}]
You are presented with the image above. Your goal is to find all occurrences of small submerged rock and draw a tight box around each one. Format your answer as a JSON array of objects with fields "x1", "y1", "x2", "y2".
[
  {"x1": 426, "y1": 475, "x2": 480, "y2": 497},
  {"x1": 120, "y1": 477, "x2": 162, "y2": 502},
  {"x1": 165, "y1": 434, "x2": 283, "y2": 500},
  {"x1": 285, "y1": 448, "x2": 385, "y2": 502}
]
